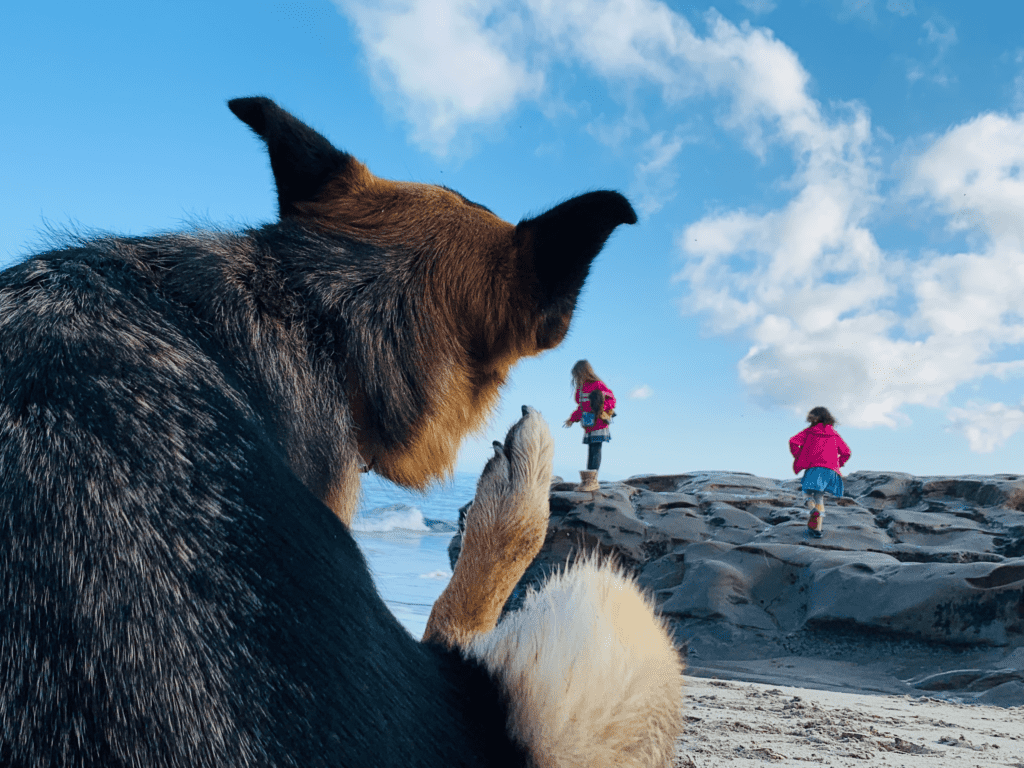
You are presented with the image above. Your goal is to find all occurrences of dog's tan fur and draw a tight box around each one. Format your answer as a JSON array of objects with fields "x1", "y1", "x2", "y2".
[
  {"x1": 425, "y1": 408, "x2": 684, "y2": 767},
  {"x1": 297, "y1": 158, "x2": 544, "y2": 494},
  {"x1": 423, "y1": 407, "x2": 554, "y2": 648}
]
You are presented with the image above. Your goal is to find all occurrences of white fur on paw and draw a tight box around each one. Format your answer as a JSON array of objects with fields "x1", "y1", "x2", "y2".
[
  {"x1": 467, "y1": 557, "x2": 684, "y2": 768},
  {"x1": 468, "y1": 406, "x2": 553, "y2": 535}
]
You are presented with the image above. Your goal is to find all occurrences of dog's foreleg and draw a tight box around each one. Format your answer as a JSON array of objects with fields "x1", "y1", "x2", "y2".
[{"x1": 422, "y1": 406, "x2": 552, "y2": 649}]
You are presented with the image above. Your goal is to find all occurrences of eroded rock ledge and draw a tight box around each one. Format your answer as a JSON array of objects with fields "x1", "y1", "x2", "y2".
[{"x1": 449, "y1": 471, "x2": 1024, "y2": 706}]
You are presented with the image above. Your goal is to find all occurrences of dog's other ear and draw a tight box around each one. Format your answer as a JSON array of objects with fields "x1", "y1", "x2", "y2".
[
  {"x1": 515, "y1": 191, "x2": 637, "y2": 348},
  {"x1": 228, "y1": 96, "x2": 355, "y2": 219}
]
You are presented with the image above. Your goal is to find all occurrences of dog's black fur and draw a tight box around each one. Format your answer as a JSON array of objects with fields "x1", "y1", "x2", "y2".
[{"x1": 0, "y1": 97, "x2": 635, "y2": 767}]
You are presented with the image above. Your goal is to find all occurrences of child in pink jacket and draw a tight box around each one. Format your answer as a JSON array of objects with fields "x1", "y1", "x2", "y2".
[
  {"x1": 563, "y1": 360, "x2": 615, "y2": 482},
  {"x1": 789, "y1": 407, "x2": 851, "y2": 538}
]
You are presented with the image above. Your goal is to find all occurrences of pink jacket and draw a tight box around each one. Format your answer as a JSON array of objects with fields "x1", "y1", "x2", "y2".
[
  {"x1": 789, "y1": 423, "x2": 851, "y2": 475},
  {"x1": 568, "y1": 380, "x2": 616, "y2": 433}
]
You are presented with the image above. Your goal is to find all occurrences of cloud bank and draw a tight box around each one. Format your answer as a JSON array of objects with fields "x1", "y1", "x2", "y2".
[{"x1": 334, "y1": 0, "x2": 1024, "y2": 452}]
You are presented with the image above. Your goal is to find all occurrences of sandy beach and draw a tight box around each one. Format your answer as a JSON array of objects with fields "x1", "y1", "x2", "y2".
[{"x1": 674, "y1": 676, "x2": 1024, "y2": 767}]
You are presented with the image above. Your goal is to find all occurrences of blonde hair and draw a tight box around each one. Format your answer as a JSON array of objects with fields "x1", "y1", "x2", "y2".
[{"x1": 570, "y1": 360, "x2": 600, "y2": 391}]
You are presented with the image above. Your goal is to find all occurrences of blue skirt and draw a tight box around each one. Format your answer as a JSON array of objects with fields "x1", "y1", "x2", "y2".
[{"x1": 802, "y1": 466, "x2": 843, "y2": 497}]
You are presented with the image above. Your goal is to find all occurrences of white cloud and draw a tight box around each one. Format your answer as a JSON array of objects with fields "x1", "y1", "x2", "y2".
[
  {"x1": 335, "y1": 0, "x2": 822, "y2": 157},
  {"x1": 669, "y1": 22, "x2": 908, "y2": 426},
  {"x1": 947, "y1": 401, "x2": 1024, "y2": 452},
  {"x1": 629, "y1": 384, "x2": 654, "y2": 399},
  {"x1": 905, "y1": 113, "x2": 1024, "y2": 249},
  {"x1": 664, "y1": 19, "x2": 1024, "y2": 439},
  {"x1": 681, "y1": 108, "x2": 1024, "y2": 437},
  {"x1": 334, "y1": 0, "x2": 543, "y2": 154}
]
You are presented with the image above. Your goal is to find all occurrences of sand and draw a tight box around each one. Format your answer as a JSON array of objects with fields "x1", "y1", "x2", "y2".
[{"x1": 674, "y1": 675, "x2": 1024, "y2": 767}]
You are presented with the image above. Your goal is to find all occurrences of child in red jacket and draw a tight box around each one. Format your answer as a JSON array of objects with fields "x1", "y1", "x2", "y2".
[
  {"x1": 563, "y1": 360, "x2": 615, "y2": 491},
  {"x1": 789, "y1": 407, "x2": 851, "y2": 538}
]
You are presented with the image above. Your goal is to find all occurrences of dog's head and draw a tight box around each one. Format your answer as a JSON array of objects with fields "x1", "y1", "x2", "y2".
[{"x1": 229, "y1": 97, "x2": 635, "y2": 490}]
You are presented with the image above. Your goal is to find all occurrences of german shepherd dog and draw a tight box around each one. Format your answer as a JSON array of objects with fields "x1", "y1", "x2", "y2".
[{"x1": 0, "y1": 97, "x2": 682, "y2": 767}]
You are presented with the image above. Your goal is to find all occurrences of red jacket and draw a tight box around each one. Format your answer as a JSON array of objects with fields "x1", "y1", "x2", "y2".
[
  {"x1": 789, "y1": 423, "x2": 851, "y2": 475},
  {"x1": 568, "y1": 380, "x2": 616, "y2": 433}
]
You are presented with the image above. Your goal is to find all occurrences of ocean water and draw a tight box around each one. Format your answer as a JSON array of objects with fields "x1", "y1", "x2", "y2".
[{"x1": 350, "y1": 472, "x2": 479, "y2": 639}]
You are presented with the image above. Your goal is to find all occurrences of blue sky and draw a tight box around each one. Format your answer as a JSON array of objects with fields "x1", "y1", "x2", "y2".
[{"x1": 4, "y1": 0, "x2": 1024, "y2": 483}]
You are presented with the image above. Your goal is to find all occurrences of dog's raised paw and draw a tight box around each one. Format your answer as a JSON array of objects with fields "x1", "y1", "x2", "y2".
[
  {"x1": 471, "y1": 405, "x2": 553, "y2": 529},
  {"x1": 422, "y1": 406, "x2": 553, "y2": 648}
]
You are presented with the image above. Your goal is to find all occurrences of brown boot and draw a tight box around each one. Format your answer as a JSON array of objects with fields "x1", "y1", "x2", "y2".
[{"x1": 578, "y1": 470, "x2": 600, "y2": 492}]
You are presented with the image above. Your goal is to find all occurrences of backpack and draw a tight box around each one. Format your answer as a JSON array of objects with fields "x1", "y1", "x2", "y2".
[{"x1": 582, "y1": 389, "x2": 605, "y2": 428}]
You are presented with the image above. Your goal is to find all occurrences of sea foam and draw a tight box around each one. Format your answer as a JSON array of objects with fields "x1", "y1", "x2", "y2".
[{"x1": 351, "y1": 503, "x2": 430, "y2": 533}]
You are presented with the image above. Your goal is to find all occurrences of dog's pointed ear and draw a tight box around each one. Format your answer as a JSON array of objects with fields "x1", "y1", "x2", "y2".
[
  {"x1": 515, "y1": 191, "x2": 637, "y2": 304},
  {"x1": 515, "y1": 192, "x2": 636, "y2": 348},
  {"x1": 228, "y1": 96, "x2": 355, "y2": 219}
]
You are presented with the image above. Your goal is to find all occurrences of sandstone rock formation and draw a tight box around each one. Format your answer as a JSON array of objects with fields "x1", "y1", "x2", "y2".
[{"x1": 448, "y1": 471, "x2": 1024, "y2": 707}]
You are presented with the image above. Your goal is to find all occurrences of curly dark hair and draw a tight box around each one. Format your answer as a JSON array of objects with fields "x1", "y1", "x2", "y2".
[{"x1": 806, "y1": 407, "x2": 836, "y2": 426}]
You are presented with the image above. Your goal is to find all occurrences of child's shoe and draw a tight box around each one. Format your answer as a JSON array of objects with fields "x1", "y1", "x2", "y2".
[
  {"x1": 578, "y1": 470, "x2": 600, "y2": 492},
  {"x1": 808, "y1": 507, "x2": 824, "y2": 538}
]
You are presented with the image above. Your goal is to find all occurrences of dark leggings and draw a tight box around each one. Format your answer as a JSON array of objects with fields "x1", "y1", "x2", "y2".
[{"x1": 587, "y1": 441, "x2": 602, "y2": 470}]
